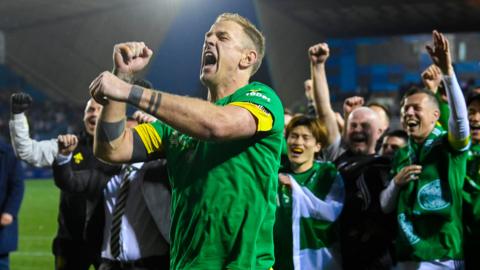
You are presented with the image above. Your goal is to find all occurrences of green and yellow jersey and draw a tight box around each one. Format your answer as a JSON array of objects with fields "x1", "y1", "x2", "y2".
[{"x1": 134, "y1": 82, "x2": 284, "y2": 269}]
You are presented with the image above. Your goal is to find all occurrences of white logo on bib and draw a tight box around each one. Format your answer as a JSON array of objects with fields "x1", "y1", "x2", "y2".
[{"x1": 417, "y1": 179, "x2": 450, "y2": 211}]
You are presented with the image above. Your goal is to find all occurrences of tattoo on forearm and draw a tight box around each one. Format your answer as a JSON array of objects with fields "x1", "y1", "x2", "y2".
[
  {"x1": 147, "y1": 92, "x2": 155, "y2": 112},
  {"x1": 146, "y1": 92, "x2": 162, "y2": 115},
  {"x1": 127, "y1": 85, "x2": 144, "y2": 107},
  {"x1": 96, "y1": 118, "x2": 126, "y2": 142}
]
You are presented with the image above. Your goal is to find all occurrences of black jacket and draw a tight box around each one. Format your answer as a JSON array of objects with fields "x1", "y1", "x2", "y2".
[
  {"x1": 52, "y1": 131, "x2": 120, "y2": 256},
  {"x1": 335, "y1": 151, "x2": 395, "y2": 270},
  {"x1": 52, "y1": 159, "x2": 171, "y2": 256}
]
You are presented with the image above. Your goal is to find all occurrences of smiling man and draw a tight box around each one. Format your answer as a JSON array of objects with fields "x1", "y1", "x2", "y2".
[
  {"x1": 88, "y1": 13, "x2": 283, "y2": 269},
  {"x1": 274, "y1": 115, "x2": 344, "y2": 270},
  {"x1": 381, "y1": 31, "x2": 469, "y2": 269}
]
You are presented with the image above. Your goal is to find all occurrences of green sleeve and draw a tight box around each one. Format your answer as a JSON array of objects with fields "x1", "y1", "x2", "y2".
[{"x1": 230, "y1": 82, "x2": 285, "y2": 133}]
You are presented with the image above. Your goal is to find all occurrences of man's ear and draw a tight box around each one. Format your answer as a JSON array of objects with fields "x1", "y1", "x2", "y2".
[
  {"x1": 239, "y1": 50, "x2": 257, "y2": 70},
  {"x1": 433, "y1": 108, "x2": 440, "y2": 122},
  {"x1": 314, "y1": 142, "x2": 321, "y2": 153}
]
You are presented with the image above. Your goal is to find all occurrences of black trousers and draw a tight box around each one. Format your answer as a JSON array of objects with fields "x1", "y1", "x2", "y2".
[
  {"x1": 55, "y1": 253, "x2": 100, "y2": 270},
  {"x1": 53, "y1": 239, "x2": 100, "y2": 270}
]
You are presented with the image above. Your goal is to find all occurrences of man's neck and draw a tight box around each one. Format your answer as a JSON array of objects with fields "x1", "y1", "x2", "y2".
[{"x1": 412, "y1": 133, "x2": 430, "y2": 145}]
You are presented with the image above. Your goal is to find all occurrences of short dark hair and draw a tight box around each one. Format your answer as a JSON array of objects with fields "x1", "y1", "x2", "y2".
[
  {"x1": 385, "y1": 129, "x2": 408, "y2": 142},
  {"x1": 467, "y1": 91, "x2": 480, "y2": 107},
  {"x1": 401, "y1": 87, "x2": 439, "y2": 110}
]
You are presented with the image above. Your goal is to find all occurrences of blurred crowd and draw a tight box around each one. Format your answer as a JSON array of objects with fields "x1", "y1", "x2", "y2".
[{"x1": 0, "y1": 89, "x2": 82, "y2": 142}]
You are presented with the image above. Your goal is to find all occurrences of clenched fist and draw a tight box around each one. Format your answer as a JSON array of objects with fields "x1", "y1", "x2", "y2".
[
  {"x1": 343, "y1": 96, "x2": 364, "y2": 116},
  {"x1": 89, "y1": 71, "x2": 132, "y2": 105},
  {"x1": 113, "y1": 42, "x2": 153, "y2": 77},
  {"x1": 11, "y1": 92, "x2": 32, "y2": 114},
  {"x1": 57, "y1": 134, "x2": 78, "y2": 156},
  {"x1": 308, "y1": 43, "x2": 330, "y2": 65}
]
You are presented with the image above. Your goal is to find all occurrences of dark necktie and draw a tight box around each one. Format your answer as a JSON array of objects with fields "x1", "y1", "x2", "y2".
[{"x1": 110, "y1": 166, "x2": 134, "y2": 259}]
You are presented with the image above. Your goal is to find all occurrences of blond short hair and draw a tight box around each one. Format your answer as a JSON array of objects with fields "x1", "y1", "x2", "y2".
[{"x1": 216, "y1": 13, "x2": 265, "y2": 75}]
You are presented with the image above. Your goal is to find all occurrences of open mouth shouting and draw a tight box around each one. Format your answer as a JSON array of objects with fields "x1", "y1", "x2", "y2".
[
  {"x1": 350, "y1": 132, "x2": 367, "y2": 144},
  {"x1": 202, "y1": 50, "x2": 218, "y2": 74}
]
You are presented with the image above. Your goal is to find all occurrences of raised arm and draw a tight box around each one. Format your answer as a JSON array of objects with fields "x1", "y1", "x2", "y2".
[
  {"x1": 422, "y1": 64, "x2": 450, "y2": 130},
  {"x1": 426, "y1": 30, "x2": 469, "y2": 150},
  {"x1": 9, "y1": 93, "x2": 58, "y2": 167},
  {"x1": 90, "y1": 42, "x2": 261, "y2": 163},
  {"x1": 309, "y1": 43, "x2": 340, "y2": 145}
]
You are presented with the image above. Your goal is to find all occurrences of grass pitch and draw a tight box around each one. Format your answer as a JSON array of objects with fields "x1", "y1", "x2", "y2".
[{"x1": 11, "y1": 179, "x2": 59, "y2": 270}]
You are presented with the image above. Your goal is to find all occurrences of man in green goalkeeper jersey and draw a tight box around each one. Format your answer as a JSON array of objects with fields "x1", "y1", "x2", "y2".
[
  {"x1": 88, "y1": 13, "x2": 283, "y2": 269},
  {"x1": 274, "y1": 115, "x2": 344, "y2": 270},
  {"x1": 380, "y1": 30, "x2": 470, "y2": 269}
]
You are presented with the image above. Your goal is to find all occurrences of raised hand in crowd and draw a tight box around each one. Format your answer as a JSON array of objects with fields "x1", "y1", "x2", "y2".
[
  {"x1": 308, "y1": 42, "x2": 340, "y2": 146},
  {"x1": 426, "y1": 30, "x2": 453, "y2": 75},
  {"x1": 10, "y1": 92, "x2": 32, "y2": 114},
  {"x1": 421, "y1": 64, "x2": 442, "y2": 92},
  {"x1": 57, "y1": 134, "x2": 78, "y2": 156},
  {"x1": 309, "y1": 42, "x2": 330, "y2": 65},
  {"x1": 343, "y1": 96, "x2": 364, "y2": 120}
]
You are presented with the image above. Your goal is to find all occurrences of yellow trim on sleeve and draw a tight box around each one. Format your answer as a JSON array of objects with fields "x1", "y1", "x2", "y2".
[
  {"x1": 133, "y1": 123, "x2": 163, "y2": 154},
  {"x1": 448, "y1": 132, "x2": 470, "y2": 151},
  {"x1": 229, "y1": 101, "x2": 273, "y2": 132}
]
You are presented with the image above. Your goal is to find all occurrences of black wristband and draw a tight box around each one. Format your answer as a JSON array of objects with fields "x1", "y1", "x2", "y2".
[{"x1": 127, "y1": 85, "x2": 144, "y2": 107}]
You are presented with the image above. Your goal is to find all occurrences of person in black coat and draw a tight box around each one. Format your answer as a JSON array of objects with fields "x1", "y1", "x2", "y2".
[{"x1": 0, "y1": 139, "x2": 24, "y2": 270}]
